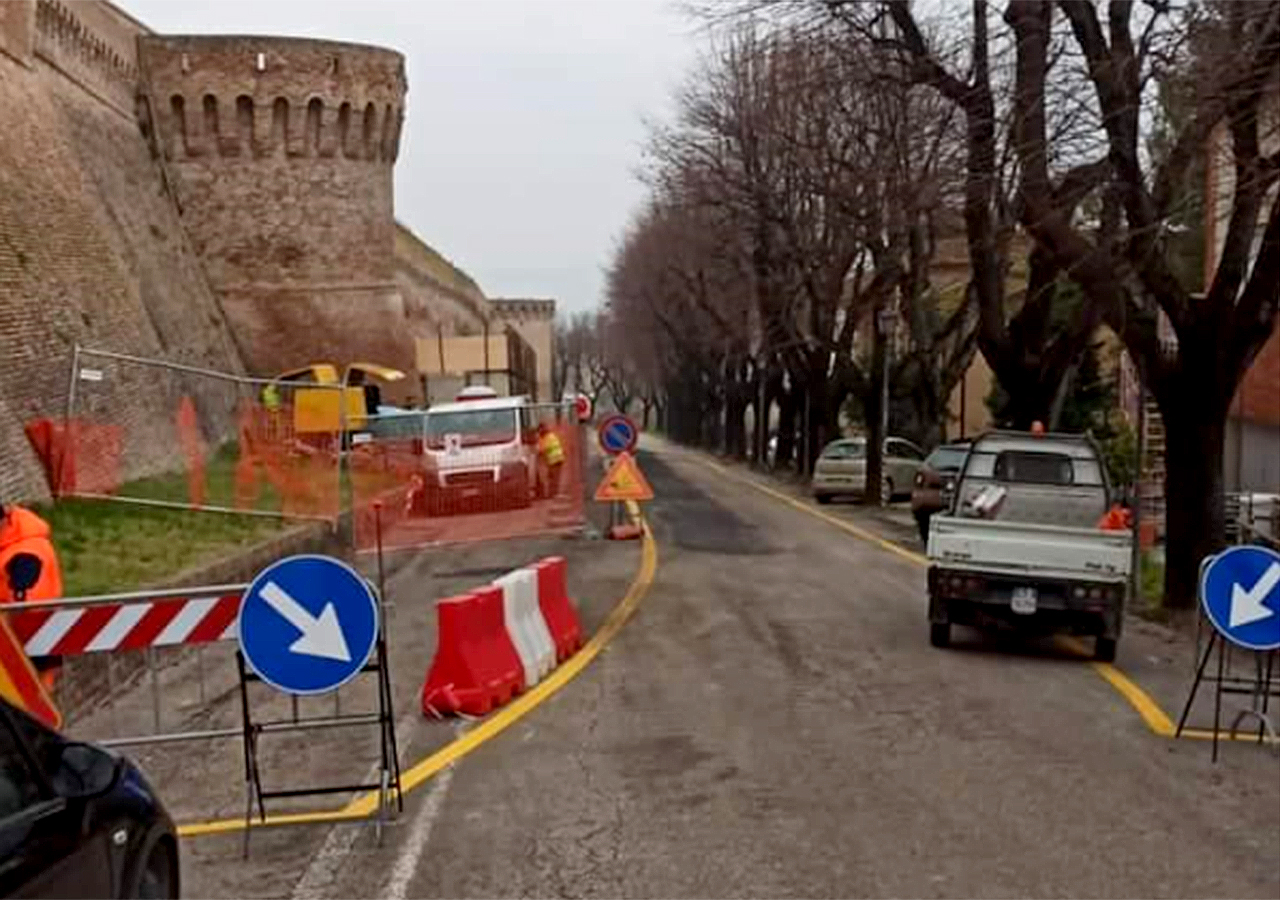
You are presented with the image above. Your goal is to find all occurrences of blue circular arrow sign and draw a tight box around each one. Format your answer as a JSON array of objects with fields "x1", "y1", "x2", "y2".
[
  {"x1": 597, "y1": 414, "x2": 637, "y2": 456},
  {"x1": 238, "y1": 555, "x2": 379, "y2": 695},
  {"x1": 1200, "y1": 544, "x2": 1280, "y2": 651}
]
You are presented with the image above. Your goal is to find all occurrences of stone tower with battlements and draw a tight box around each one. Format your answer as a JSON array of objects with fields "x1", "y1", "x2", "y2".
[{"x1": 136, "y1": 35, "x2": 412, "y2": 377}]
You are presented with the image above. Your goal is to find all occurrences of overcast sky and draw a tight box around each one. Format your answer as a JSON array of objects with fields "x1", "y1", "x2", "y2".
[{"x1": 123, "y1": 0, "x2": 701, "y2": 313}]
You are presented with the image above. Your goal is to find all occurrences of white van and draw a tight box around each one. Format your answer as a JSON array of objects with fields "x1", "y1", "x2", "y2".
[{"x1": 419, "y1": 394, "x2": 538, "y2": 514}]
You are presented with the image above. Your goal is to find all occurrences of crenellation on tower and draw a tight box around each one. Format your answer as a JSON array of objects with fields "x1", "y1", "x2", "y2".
[
  {"x1": 138, "y1": 33, "x2": 405, "y2": 166},
  {"x1": 149, "y1": 90, "x2": 404, "y2": 162}
]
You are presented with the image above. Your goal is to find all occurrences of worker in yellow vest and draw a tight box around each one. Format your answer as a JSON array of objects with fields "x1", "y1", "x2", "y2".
[{"x1": 537, "y1": 423, "x2": 565, "y2": 499}]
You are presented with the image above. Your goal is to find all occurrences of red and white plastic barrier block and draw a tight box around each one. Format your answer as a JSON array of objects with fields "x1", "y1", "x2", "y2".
[
  {"x1": 532, "y1": 558, "x2": 582, "y2": 661},
  {"x1": 495, "y1": 568, "x2": 555, "y2": 685},
  {"x1": 421, "y1": 586, "x2": 524, "y2": 716},
  {"x1": 421, "y1": 556, "x2": 582, "y2": 717}
]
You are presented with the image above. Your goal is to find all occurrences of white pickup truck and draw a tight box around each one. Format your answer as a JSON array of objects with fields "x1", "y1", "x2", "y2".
[{"x1": 926, "y1": 431, "x2": 1132, "y2": 661}]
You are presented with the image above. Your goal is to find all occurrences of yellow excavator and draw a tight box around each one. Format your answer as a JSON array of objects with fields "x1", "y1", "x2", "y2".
[{"x1": 269, "y1": 362, "x2": 407, "y2": 435}]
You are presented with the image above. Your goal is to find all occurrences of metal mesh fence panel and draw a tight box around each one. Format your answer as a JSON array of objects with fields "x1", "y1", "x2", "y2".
[
  {"x1": 351, "y1": 401, "x2": 587, "y2": 552},
  {"x1": 56, "y1": 348, "x2": 344, "y2": 521}
]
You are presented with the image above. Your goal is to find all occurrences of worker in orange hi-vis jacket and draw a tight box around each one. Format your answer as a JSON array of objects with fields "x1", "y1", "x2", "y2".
[{"x1": 0, "y1": 502, "x2": 64, "y2": 690}]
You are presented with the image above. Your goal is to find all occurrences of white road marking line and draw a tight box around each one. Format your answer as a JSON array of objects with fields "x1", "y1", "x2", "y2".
[
  {"x1": 290, "y1": 817, "x2": 363, "y2": 900},
  {"x1": 85, "y1": 603, "x2": 151, "y2": 652},
  {"x1": 290, "y1": 714, "x2": 443, "y2": 900},
  {"x1": 383, "y1": 761, "x2": 457, "y2": 900}
]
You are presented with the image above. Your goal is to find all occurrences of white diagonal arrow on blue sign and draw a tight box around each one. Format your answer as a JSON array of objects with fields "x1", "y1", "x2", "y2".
[
  {"x1": 1229, "y1": 562, "x2": 1280, "y2": 629},
  {"x1": 260, "y1": 581, "x2": 352, "y2": 662}
]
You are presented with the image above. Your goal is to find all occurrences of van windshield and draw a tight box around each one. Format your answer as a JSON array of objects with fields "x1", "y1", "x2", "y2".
[{"x1": 425, "y1": 409, "x2": 517, "y2": 448}]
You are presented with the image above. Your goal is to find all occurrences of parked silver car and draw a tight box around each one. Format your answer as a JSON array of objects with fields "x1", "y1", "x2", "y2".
[{"x1": 812, "y1": 436, "x2": 926, "y2": 504}]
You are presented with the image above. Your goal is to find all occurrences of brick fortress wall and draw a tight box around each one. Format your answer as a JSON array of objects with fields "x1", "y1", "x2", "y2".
[{"x1": 0, "y1": 1, "x2": 247, "y2": 502}]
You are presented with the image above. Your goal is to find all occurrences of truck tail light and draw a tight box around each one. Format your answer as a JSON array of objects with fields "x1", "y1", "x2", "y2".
[{"x1": 945, "y1": 574, "x2": 984, "y2": 594}]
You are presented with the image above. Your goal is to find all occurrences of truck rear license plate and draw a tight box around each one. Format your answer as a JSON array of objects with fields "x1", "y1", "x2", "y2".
[{"x1": 1011, "y1": 587, "x2": 1038, "y2": 614}]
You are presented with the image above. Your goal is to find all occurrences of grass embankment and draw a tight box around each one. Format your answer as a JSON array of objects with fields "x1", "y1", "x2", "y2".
[
  {"x1": 43, "y1": 500, "x2": 285, "y2": 596},
  {"x1": 39, "y1": 446, "x2": 294, "y2": 596}
]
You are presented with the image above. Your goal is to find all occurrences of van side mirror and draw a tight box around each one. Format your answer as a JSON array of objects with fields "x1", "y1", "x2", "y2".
[{"x1": 5, "y1": 552, "x2": 42, "y2": 595}]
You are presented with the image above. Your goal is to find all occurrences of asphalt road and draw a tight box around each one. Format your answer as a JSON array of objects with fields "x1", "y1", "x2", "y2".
[{"x1": 186, "y1": 439, "x2": 1279, "y2": 898}]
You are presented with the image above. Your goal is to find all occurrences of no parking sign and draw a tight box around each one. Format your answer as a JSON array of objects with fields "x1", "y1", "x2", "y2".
[{"x1": 597, "y1": 414, "x2": 638, "y2": 456}]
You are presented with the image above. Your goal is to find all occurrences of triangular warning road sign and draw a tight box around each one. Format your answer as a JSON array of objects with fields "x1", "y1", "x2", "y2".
[
  {"x1": 0, "y1": 617, "x2": 62, "y2": 730},
  {"x1": 594, "y1": 451, "x2": 654, "y2": 502}
]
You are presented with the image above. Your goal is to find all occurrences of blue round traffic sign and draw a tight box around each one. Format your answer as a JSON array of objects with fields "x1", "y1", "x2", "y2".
[
  {"x1": 1200, "y1": 544, "x2": 1280, "y2": 651},
  {"x1": 238, "y1": 555, "x2": 379, "y2": 695},
  {"x1": 597, "y1": 414, "x2": 637, "y2": 456}
]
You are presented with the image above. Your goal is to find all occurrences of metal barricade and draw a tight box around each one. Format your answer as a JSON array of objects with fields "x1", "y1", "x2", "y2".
[
  {"x1": 7, "y1": 574, "x2": 403, "y2": 850},
  {"x1": 8, "y1": 584, "x2": 248, "y2": 747},
  {"x1": 50, "y1": 346, "x2": 345, "y2": 523}
]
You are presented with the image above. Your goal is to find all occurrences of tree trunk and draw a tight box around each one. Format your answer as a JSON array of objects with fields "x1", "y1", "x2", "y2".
[
  {"x1": 776, "y1": 387, "x2": 798, "y2": 471},
  {"x1": 803, "y1": 368, "x2": 836, "y2": 477},
  {"x1": 865, "y1": 317, "x2": 887, "y2": 506},
  {"x1": 997, "y1": 377, "x2": 1060, "y2": 431},
  {"x1": 1161, "y1": 403, "x2": 1227, "y2": 610},
  {"x1": 705, "y1": 390, "x2": 724, "y2": 452},
  {"x1": 1047, "y1": 361, "x2": 1079, "y2": 432},
  {"x1": 726, "y1": 391, "x2": 748, "y2": 459}
]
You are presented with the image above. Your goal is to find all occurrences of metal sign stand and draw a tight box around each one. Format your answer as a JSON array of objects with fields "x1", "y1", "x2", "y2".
[
  {"x1": 1175, "y1": 633, "x2": 1278, "y2": 762},
  {"x1": 237, "y1": 507, "x2": 403, "y2": 857},
  {"x1": 1175, "y1": 545, "x2": 1280, "y2": 761}
]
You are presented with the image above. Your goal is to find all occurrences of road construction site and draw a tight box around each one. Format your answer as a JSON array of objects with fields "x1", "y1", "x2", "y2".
[{"x1": 41, "y1": 436, "x2": 1276, "y2": 900}]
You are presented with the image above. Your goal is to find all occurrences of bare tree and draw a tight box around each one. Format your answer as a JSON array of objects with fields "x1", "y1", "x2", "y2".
[{"x1": 858, "y1": 0, "x2": 1279, "y2": 607}]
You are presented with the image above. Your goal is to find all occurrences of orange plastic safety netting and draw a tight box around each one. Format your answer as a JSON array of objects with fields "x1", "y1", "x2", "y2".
[
  {"x1": 351, "y1": 403, "x2": 587, "y2": 553},
  {"x1": 37, "y1": 350, "x2": 343, "y2": 521}
]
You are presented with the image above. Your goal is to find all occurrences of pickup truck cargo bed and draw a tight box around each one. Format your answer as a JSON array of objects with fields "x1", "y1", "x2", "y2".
[{"x1": 928, "y1": 516, "x2": 1132, "y2": 582}]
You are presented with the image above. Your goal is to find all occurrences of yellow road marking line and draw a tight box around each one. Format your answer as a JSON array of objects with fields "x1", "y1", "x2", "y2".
[
  {"x1": 681, "y1": 449, "x2": 1268, "y2": 747},
  {"x1": 1178, "y1": 727, "x2": 1278, "y2": 743},
  {"x1": 178, "y1": 808, "x2": 366, "y2": 838},
  {"x1": 1088, "y1": 659, "x2": 1176, "y2": 736},
  {"x1": 178, "y1": 513, "x2": 659, "y2": 838},
  {"x1": 692, "y1": 455, "x2": 928, "y2": 567}
]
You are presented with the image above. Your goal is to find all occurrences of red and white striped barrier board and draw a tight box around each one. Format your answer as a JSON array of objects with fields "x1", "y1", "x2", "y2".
[{"x1": 9, "y1": 593, "x2": 242, "y2": 658}]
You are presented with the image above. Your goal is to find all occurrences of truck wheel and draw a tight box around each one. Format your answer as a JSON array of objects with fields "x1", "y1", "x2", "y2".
[
  {"x1": 815, "y1": 494, "x2": 832, "y2": 505},
  {"x1": 930, "y1": 622, "x2": 951, "y2": 648},
  {"x1": 1094, "y1": 637, "x2": 1117, "y2": 662}
]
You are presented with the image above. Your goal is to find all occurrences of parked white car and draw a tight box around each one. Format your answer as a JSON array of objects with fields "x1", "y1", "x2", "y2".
[{"x1": 812, "y1": 436, "x2": 926, "y2": 504}]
